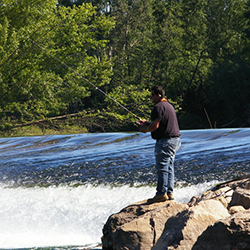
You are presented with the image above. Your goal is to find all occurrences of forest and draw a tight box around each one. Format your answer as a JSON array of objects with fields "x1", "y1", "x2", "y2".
[{"x1": 1, "y1": 0, "x2": 250, "y2": 134}]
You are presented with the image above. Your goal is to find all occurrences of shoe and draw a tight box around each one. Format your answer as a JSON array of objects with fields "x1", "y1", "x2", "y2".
[
  {"x1": 167, "y1": 192, "x2": 174, "y2": 200},
  {"x1": 147, "y1": 194, "x2": 168, "y2": 204}
]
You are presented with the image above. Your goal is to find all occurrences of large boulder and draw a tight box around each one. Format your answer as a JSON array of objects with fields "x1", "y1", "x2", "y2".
[
  {"x1": 152, "y1": 199, "x2": 229, "y2": 250},
  {"x1": 101, "y1": 177, "x2": 250, "y2": 250},
  {"x1": 229, "y1": 188, "x2": 250, "y2": 209},
  {"x1": 102, "y1": 200, "x2": 188, "y2": 250},
  {"x1": 192, "y1": 209, "x2": 250, "y2": 250},
  {"x1": 102, "y1": 199, "x2": 229, "y2": 250}
]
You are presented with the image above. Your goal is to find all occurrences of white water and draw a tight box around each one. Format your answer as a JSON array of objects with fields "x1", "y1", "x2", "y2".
[
  {"x1": 0, "y1": 182, "x2": 217, "y2": 249},
  {"x1": 1, "y1": 128, "x2": 249, "y2": 249}
]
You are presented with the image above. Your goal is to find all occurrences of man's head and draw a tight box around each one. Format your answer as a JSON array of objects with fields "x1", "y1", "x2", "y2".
[{"x1": 150, "y1": 85, "x2": 165, "y2": 104}]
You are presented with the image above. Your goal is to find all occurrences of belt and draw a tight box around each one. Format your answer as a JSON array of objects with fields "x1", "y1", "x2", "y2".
[{"x1": 156, "y1": 136, "x2": 179, "y2": 141}]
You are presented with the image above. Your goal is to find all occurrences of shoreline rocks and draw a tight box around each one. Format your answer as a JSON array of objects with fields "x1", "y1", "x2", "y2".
[{"x1": 102, "y1": 176, "x2": 250, "y2": 250}]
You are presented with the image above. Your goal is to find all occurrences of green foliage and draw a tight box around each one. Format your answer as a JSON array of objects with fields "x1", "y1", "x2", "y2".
[
  {"x1": 1, "y1": 0, "x2": 250, "y2": 132},
  {"x1": 0, "y1": 0, "x2": 115, "y2": 126},
  {"x1": 205, "y1": 0, "x2": 248, "y2": 63},
  {"x1": 106, "y1": 85, "x2": 151, "y2": 121},
  {"x1": 206, "y1": 55, "x2": 250, "y2": 127},
  {"x1": 107, "y1": 0, "x2": 155, "y2": 89}
]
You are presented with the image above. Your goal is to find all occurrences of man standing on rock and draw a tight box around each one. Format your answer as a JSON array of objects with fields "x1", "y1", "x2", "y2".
[{"x1": 139, "y1": 85, "x2": 181, "y2": 204}]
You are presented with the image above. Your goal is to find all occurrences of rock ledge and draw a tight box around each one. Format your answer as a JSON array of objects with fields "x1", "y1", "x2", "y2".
[{"x1": 102, "y1": 176, "x2": 250, "y2": 250}]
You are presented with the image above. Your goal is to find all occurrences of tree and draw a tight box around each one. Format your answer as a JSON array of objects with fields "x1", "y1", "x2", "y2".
[
  {"x1": 202, "y1": 0, "x2": 250, "y2": 128},
  {"x1": 202, "y1": 0, "x2": 249, "y2": 128},
  {"x1": 0, "y1": 0, "x2": 115, "y2": 127},
  {"x1": 179, "y1": 0, "x2": 249, "y2": 128},
  {"x1": 53, "y1": 0, "x2": 250, "y2": 129},
  {"x1": 57, "y1": 0, "x2": 111, "y2": 13},
  {"x1": 149, "y1": 0, "x2": 185, "y2": 97},
  {"x1": 108, "y1": 0, "x2": 155, "y2": 87},
  {"x1": 205, "y1": 0, "x2": 248, "y2": 63},
  {"x1": 94, "y1": 0, "x2": 156, "y2": 121},
  {"x1": 205, "y1": 55, "x2": 250, "y2": 127}
]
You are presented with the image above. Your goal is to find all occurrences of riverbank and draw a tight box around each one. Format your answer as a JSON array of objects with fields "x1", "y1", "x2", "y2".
[
  {"x1": 1, "y1": 109, "x2": 247, "y2": 138},
  {"x1": 0, "y1": 123, "x2": 88, "y2": 138},
  {"x1": 0, "y1": 116, "x2": 137, "y2": 138}
]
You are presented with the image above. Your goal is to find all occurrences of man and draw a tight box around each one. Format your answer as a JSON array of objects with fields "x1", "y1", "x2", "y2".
[{"x1": 139, "y1": 85, "x2": 181, "y2": 204}]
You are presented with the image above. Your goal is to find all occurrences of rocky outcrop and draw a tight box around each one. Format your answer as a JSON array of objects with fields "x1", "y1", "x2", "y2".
[
  {"x1": 152, "y1": 199, "x2": 229, "y2": 250},
  {"x1": 102, "y1": 177, "x2": 250, "y2": 250},
  {"x1": 229, "y1": 187, "x2": 250, "y2": 209},
  {"x1": 102, "y1": 200, "x2": 188, "y2": 250},
  {"x1": 192, "y1": 210, "x2": 250, "y2": 250}
]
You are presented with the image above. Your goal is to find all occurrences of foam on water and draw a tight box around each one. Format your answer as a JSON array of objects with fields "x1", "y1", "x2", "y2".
[
  {"x1": 1, "y1": 128, "x2": 249, "y2": 249},
  {"x1": 0, "y1": 182, "x2": 218, "y2": 249}
]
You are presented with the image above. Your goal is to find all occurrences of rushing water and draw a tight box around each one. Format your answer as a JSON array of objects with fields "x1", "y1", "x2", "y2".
[{"x1": 0, "y1": 128, "x2": 250, "y2": 249}]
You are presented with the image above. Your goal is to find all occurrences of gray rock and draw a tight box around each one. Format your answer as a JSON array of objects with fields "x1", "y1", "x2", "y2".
[
  {"x1": 102, "y1": 200, "x2": 188, "y2": 250},
  {"x1": 102, "y1": 177, "x2": 250, "y2": 250},
  {"x1": 192, "y1": 210, "x2": 250, "y2": 250},
  {"x1": 152, "y1": 200, "x2": 229, "y2": 250},
  {"x1": 229, "y1": 188, "x2": 250, "y2": 209}
]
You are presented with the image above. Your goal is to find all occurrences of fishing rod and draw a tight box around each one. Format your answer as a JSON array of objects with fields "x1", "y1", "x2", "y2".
[
  {"x1": 2, "y1": 21, "x2": 62, "y2": 69},
  {"x1": 26, "y1": 37, "x2": 142, "y2": 122},
  {"x1": 7, "y1": 8, "x2": 145, "y2": 126}
]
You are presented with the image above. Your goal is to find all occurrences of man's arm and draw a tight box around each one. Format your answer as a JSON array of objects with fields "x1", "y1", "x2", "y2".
[{"x1": 139, "y1": 119, "x2": 160, "y2": 133}]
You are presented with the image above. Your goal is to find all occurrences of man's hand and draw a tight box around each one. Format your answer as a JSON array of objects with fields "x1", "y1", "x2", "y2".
[
  {"x1": 139, "y1": 119, "x2": 160, "y2": 133},
  {"x1": 139, "y1": 123, "x2": 149, "y2": 133},
  {"x1": 139, "y1": 120, "x2": 150, "y2": 133}
]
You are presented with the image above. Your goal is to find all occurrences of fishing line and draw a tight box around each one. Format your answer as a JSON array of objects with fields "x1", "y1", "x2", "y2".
[
  {"x1": 7, "y1": 8, "x2": 143, "y2": 122},
  {"x1": 28, "y1": 37, "x2": 141, "y2": 121},
  {"x1": 2, "y1": 21, "x2": 60, "y2": 68}
]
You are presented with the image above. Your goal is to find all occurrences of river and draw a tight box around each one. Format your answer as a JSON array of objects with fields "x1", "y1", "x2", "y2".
[{"x1": 0, "y1": 128, "x2": 250, "y2": 249}]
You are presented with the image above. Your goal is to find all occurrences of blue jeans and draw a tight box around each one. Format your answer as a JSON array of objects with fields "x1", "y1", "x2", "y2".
[{"x1": 154, "y1": 137, "x2": 181, "y2": 196}]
